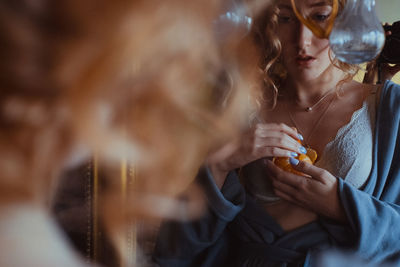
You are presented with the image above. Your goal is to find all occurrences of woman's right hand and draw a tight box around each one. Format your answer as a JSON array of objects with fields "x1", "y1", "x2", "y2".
[{"x1": 206, "y1": 123, "x2": 306, "y2": 188}]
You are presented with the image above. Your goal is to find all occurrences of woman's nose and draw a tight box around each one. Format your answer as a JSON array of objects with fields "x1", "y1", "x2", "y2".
[{"x1": 297, "y1": 23, "x2": 313, "y2": 49}]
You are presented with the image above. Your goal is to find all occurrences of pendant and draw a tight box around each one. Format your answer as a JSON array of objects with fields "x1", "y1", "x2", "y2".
[{"x1": 306, "y1": 107, "x2": 313, "y2": 112}]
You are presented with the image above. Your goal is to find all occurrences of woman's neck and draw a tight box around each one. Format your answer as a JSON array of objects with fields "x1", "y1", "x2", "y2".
[{"x1": 283, "y1": 73, "x2": 345, "y2": 106}]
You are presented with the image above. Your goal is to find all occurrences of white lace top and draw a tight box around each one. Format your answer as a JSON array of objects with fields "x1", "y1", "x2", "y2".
[
  {"x1": 315, "y1": 92, "x2": 376, "y2": 188},
  {"x1": 243, "y1": 93, "x2": 376, "y2": 202}
]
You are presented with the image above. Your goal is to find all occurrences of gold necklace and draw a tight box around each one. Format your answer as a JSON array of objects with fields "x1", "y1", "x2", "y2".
[
  {"x1": 296, "y1": 89, "x2": 335, "y2": 112},
  {"x1": 288, "y1": 92, "x2": 336, "y2": 145}
]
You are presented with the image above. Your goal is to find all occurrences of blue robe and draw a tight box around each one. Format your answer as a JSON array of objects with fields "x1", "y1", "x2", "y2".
[
  {"x1": 335, "y1": 80, "x2": 400, "y2": 264},
  {"x1": 153, "y1": 81, "x2": 400, "y2": 267}
]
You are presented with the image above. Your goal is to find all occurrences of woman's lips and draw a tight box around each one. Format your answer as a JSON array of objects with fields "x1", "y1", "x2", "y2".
[{"x1": 296, "y1": 55, "x2": 316, "y2": 66}]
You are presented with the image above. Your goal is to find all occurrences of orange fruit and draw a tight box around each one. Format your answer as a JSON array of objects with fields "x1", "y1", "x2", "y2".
[
  {"x1": 306, "y1": 148, "x2": 318, "y2": 163},
  {"x1": 273, "y1": 156, "x2": 305, "y2": 176},
  {"x1": 298, "y1": 154, "x2": 312, "y2": 164},
  {"x1": 272, "y1": 145, "x2": 317, "y2": 176},
  {"x1": 273, "y1": 157, "x2": 290, "y2": 167}
]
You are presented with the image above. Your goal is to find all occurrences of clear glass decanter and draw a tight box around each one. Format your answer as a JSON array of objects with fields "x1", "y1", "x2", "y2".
[{"x1": 329, "y1": 0, "x2": 385, "y2": 64}]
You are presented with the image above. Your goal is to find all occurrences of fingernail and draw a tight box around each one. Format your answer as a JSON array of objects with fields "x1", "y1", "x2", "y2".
[
  {"x1": 289, "y1": 157, "x2": 299, "y2": 166},
  {"x1": 299, "y1": 146, "x2": 307, "y2": 154},
  {"x1": 297, "y1": 134, "x2": 304, "y2": 141},
  {"x1": 290, "y1": 152, "x2": 298, "y2": 157}
]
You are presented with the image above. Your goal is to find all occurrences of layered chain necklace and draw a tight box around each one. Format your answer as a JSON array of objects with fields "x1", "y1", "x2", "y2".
[
  {"x1": 287, "y1": 89, "x2": 337, "y2": 146},
  {"x1": 295, "y1": 89, "x2": 335, "y2": 112}
]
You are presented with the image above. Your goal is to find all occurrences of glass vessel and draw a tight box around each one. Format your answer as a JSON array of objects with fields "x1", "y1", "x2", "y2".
[
  {"x1": 329, "y1": 0, "x2": 385, "y2": 64},
  {"x1": 214, "y1": 0, "x2": 252, "y2": 42}
]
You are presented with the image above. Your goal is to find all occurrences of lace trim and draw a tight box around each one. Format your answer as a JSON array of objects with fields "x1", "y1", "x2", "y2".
[
  {"x1": 315, "y1": 93, "x2": 376, "y2": 188},
  {"x1": 316, "y1": 99, "x2": 367, "y2": 164}
]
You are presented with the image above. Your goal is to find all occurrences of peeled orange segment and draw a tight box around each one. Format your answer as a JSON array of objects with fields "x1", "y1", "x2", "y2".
[
  {"x1": 273, "y1": 156, "x2": 306, "y2": 176},
  {"x1": 306, "y1": 148, "x2": 318, "y2": 163},
  {"x1": 272, "y1": 146, "x2": 317, "y2": 176},
  {"x1": 298, "y1": 154, "x2": 312, "y2": 164},
  {"x1": 273, "y1": 157, "x2": 292, "y2": 172}
]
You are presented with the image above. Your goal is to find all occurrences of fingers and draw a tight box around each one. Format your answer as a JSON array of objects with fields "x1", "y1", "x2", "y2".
[
  {"x1": 252, "y1": 123, "x2": 305, "y2": 157},
  {"x1": 266, "y1": 159, "x2": 343, "y2": 221},
  {"x1": 265, "y1": 160, "x2": 309, "y2": 188},
  {"x1": 288, "y1": 158, "x2": 333, "y2": 184},
  {"x1": 272, "y1": 179, "x2": 297, "y2": 200},
  {"x1": 255, "y1": 131, "x2": 304, "y2": 153},
  {"x1": 274, "y1": 188, "x2": 295, "y2": 203},
  {"x1": 238, "y1": 122, "x2": 306, "y2": 165},
  {"x1": 257, "y1": 146, "x2": 299, "y2": 158},
  {"x1": 255, "y1": 123, "x2": 303, "y2": 142}
]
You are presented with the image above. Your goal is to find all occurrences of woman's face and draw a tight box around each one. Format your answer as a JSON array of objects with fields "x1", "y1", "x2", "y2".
[{"x1": 274, "y1": 0, "x2": 334, "y2": 82}]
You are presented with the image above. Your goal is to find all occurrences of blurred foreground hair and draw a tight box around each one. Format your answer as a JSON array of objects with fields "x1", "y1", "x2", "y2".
[{"x1": 0, "y1": 0, "x2": 263, "y2": 265}]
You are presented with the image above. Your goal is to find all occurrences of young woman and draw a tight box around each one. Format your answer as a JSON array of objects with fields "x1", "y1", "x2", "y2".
[{"x1": 153, "y1": 0, "x2": 400, "y2": 266}]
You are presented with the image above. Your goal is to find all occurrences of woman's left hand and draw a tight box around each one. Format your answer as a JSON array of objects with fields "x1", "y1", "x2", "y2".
[{"x1": 265, "y1": 159, "x2": 347, "y2": 223}]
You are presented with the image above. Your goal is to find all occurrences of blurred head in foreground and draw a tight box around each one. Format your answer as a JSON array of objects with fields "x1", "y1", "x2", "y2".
[{"x1": 0, "y1": 0, "x2": 263, "y2": 265}]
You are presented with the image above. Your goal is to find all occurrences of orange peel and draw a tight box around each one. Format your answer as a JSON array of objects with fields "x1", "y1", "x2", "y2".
[
  {"x1": 273, "y1": 140, "x2": 318, "y2": 176},
  {"x1": 290, "y1": 0, "x2": 339, "y2": 39}
]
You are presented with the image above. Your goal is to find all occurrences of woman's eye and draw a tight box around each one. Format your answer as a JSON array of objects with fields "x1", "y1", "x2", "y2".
[
  {"x1": 278, "y1": 15, "x2": 293, "y2": 23},
  {"x1": 312, "y1": 13, "x2": 330, "y2": 22}
]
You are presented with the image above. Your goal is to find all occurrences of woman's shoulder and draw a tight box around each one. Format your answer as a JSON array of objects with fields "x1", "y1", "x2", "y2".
[
  {"x1": 353, "y1": 80, "x2": 400, "y2": 108},
  {"x1": 352, "y1": 81, "x2": 379, "y2": 96},
  {"x1": 346, "y1": 81, "x2": 379, "y2": 107}
]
